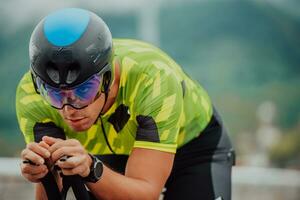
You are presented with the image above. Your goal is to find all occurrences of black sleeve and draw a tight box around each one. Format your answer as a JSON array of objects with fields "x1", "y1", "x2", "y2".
[{"x1": 33, "y1": 122, "x2": 66, "y2": 142}]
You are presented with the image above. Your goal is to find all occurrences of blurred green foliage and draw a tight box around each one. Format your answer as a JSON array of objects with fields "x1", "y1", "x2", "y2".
[
  {"x1": 270, "y1": 125, "x2": 300, "y2": 168},
  {"x1": 160, "y1": 1, "x2": 300, "y2": 130}
]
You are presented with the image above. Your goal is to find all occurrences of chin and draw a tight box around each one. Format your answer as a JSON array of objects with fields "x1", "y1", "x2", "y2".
[
  {"x1": 69, "y1": 121, "x2": 93, "y2": 132},
  {"x1": 71, "y1": 126, "x2": 89, "y2": 132}
]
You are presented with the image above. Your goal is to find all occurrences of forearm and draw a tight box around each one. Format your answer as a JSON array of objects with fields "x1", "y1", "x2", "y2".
[
  {"x1": 87, "y1": 165, "x2": 160, "y2": 200},
  {"x1": 35, "y1": 183, "x2": 47, "y2": 200}
]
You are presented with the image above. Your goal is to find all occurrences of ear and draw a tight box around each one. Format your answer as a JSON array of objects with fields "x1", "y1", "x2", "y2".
[{"x1": 101, "y1": 71, "x2": 111, "y2": 93}]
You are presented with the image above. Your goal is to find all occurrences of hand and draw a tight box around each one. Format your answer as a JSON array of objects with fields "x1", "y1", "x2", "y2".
[
  {"x1": 20, "y1": 141, "x2": 51, "y2": 183},
  {"x1": 42, "y1": 136, "x2": 92, "y2": 178}
]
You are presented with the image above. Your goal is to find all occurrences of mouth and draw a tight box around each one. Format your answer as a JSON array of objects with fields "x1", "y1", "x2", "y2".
[{"x1": 66, "y1": 117, "x2": 86, "y2": 123}]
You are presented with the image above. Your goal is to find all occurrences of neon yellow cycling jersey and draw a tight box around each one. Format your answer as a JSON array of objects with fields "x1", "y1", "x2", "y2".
[{"x1": 16, "y1": 39, "x2": 213, "y2": 154}]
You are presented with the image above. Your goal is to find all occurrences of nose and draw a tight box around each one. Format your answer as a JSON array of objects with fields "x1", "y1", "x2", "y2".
[
  {"x1": 62, "y1": 104, "x2": 77, "y2": 115},
  {"x1": 61, "y1": 90, "x2": 77, "y2": 107}
]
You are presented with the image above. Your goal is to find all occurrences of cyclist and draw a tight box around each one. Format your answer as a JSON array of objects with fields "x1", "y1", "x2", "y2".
[{"x1": 17, "y1": 8, "x2": 235, "y2": 200}]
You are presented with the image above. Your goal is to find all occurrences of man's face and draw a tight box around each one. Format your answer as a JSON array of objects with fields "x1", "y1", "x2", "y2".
[{"x1": 58, "y1": 94, "x2": 104, "y2": 131}]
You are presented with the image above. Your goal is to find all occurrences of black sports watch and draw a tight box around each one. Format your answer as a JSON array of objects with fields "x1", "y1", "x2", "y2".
[{"x1": 83, "y1": 154, "x2": 103, "y2": 183}]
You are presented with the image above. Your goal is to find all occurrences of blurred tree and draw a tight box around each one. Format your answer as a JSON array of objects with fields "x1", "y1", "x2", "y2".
[{"x1": 269, "y1": 123, "x2": 300, "y2": 168}]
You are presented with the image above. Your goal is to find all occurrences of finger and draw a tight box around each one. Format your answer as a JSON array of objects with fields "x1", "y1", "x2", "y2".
[
  {"x1": 61, "y1": 165, "x2": 87, "y2": 177},
  {"x1": 31, "y1": 170, "x2": 49, "y2": 179},
  {"x1": 51, "y1": 146, "x2": 82, "y2": 162},
  {"x1": 48, "y1": 139, "x2": 81, "y2": 154},
  {"x1": 25, "y1": 142, "x2": 50, "y2": 159},
  {"x1": 56, "y1": 155, "x2": 85, "y2": 169},
  {"x1": 24, "y1": 169, "x2": 49, "y2": 183},
  {"x1": 39, "y1": 141, "x2": 50, "y2": 149},
  {"x1": 42, "y1": 136, "x2": 63, "y2": 146},
  {"x1": 22, "y1": 149, "x2": 45, "y2": 165},
  {"x1": 21, "y1": 163, "x2": 48, "y2": 175}
]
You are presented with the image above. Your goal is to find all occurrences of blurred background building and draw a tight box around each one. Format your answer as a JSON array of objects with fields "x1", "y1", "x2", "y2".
[{"x1": 0, "y1": 0, "x2": 299, "y2": 199}]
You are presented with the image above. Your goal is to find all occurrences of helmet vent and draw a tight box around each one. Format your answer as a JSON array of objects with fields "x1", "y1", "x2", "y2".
[
  {"x1": 46, "y1": 62, "x2": 60, "y2": 84},
  {"x1": 66, "y1": 63, "x2": 80, "y2": 84}
]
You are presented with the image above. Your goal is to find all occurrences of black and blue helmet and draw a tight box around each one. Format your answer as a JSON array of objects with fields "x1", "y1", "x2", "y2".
[{"x1": 29, "y1": 8, "x2": 113, "y2": 89}]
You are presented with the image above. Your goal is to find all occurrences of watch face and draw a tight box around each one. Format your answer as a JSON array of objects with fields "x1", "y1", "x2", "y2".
[{"x1": 94, "y1": 160, "x2": 103, "y2": 178}]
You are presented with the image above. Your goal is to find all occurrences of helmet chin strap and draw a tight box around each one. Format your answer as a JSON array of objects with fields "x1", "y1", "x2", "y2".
[
  {"x1": 100, "y1": 90, "x2": 109, "y2": 115},
  {"x1": 99, "y1": 68, "x2": 111, "y2": 115},
  {"x1": 98, "y1": 90, "x2": 116, "y2": 154},
  {"x1": 95, "y1": 59, "x2": 119, "y2": 154}
]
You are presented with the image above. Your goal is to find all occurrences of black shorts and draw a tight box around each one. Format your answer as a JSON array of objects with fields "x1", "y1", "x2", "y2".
[{"x1": 98, "y1": 108, "x2": 235, "y2": 200}]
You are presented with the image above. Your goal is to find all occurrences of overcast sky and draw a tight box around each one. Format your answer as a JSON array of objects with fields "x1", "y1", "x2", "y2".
[
  {"x1": 0, "y1": 0, "x2": 154, "y2": 34},
  {"x1": 0, "y1": 0, "x2": 299, "y2": 34}
]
